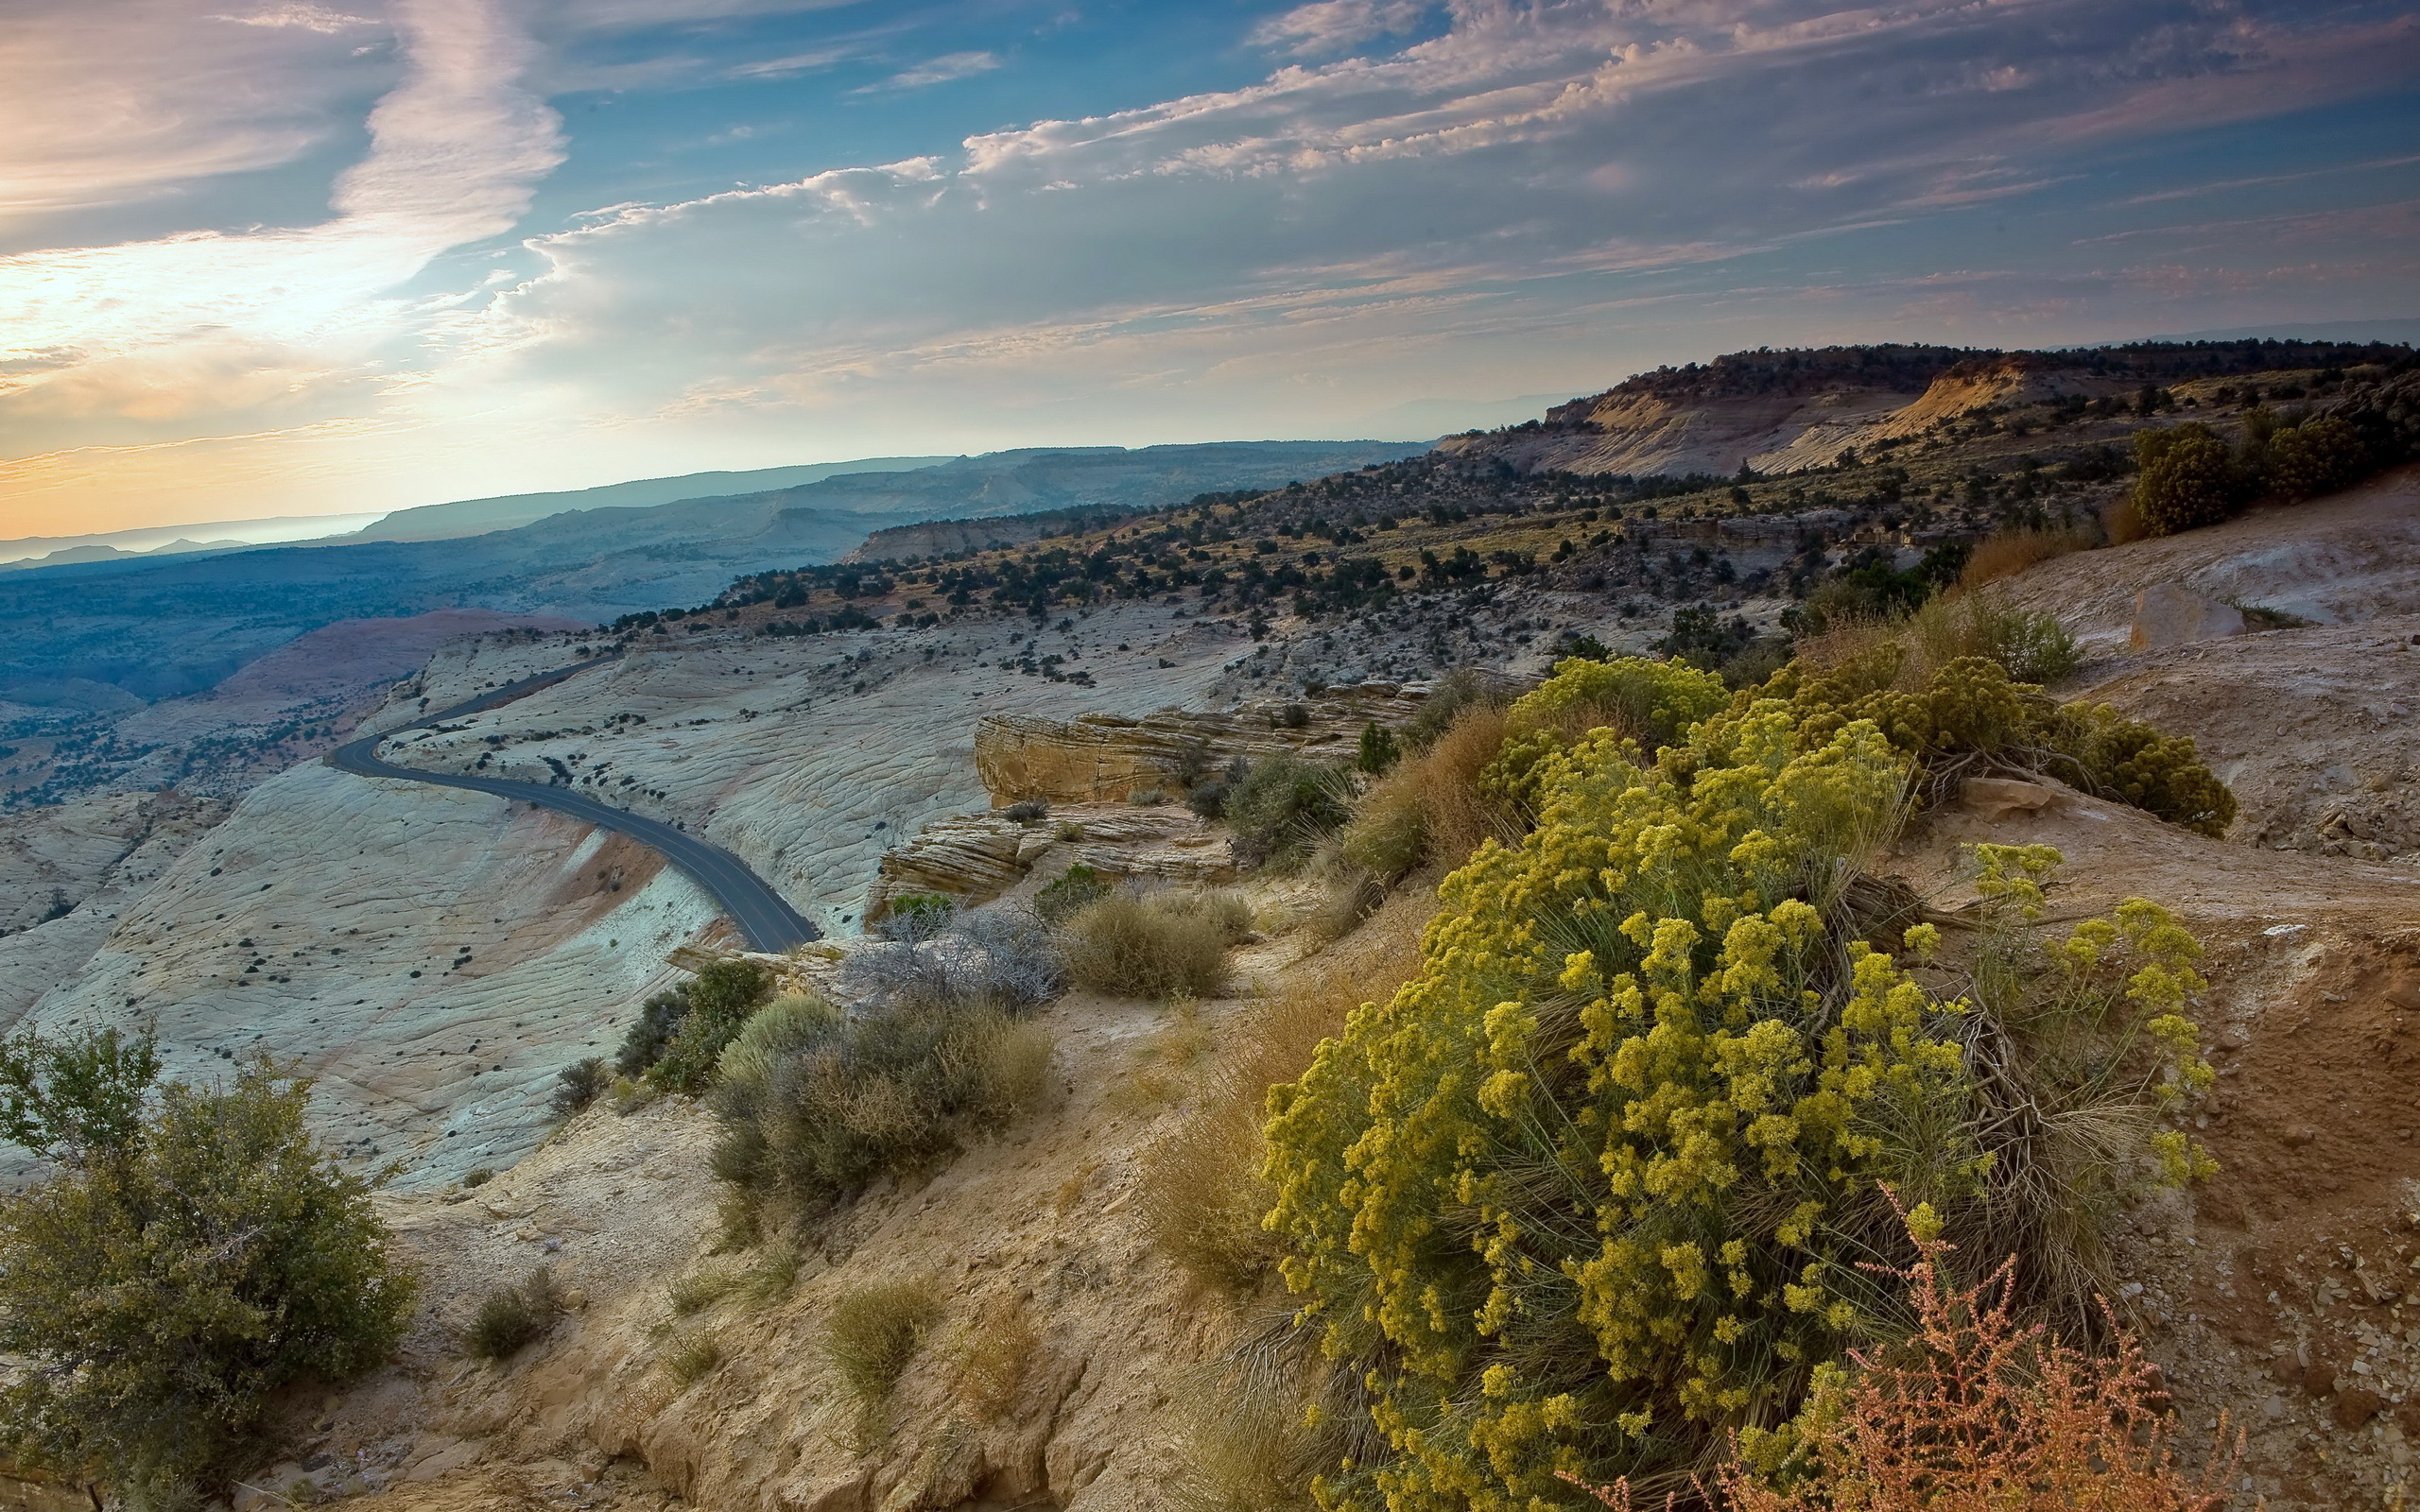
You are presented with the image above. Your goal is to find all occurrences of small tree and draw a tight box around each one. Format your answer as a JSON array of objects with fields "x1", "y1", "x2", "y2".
[
  {"x1": 1356, "y1": 721, "x2": 1400, "y2": 776},
  {"x1": 0, "y1": 1038, "x2": 416, "y2": 1508},
  {"x1": 2265, "y1": 416, "x2": 2369, "y2": 502}
]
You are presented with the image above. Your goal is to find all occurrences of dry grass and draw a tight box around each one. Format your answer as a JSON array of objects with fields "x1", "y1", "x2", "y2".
[
  {"x1": 1798, "y1": 592, "x2": 2079, "y2": 690},
  {"x1": 666, "y1": 1263, "x2": 742, "y2": 1316},
  {"x1": 946, "y1": 1294, "x2": 1041, "y2": 1421},
  {"x1": 825, "y1": 1277, "x2": 943, "y2": 1409},
  {"x1": 662, "y1": 1330, "x2": 723, "y2": 1386},
  {"x1": 1340, "y1": 705, "x2": 1515, "y2": 880},
  {"x1": 2103, "y1": 494, "x2": 2151, "y2": 545},
  {"x1": 1062, "y1": 889, "x2": 1242, "y2": 1000},
  {"x1": 1138, "y1": 891, "x2": 1430, "y2": 1294},
  {"x1": 1567, "y1": 1207, "x2": 2240, "y2": 1512},
  {"x1": 1114, "y1": 996, "x2": 1219, "y2": 1112},
  {"x1": 1958, "y1": 526, "x2": 2096, "y2": 590}
]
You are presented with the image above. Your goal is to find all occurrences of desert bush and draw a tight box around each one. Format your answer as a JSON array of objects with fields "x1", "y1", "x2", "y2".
[
  {"x1": 1262, "y1": 705, "x2": 2217, "y2": 1506},
  {"x1": 1187, "y1": 754, "x2": 1253, "y2": 820},
  {"x1": 647, "y1": 958, "x2": 777, "y2": 1093},
  {"x1": 1958, "y1": 526, "x2": 2092, "y2": 590},
  {"x1": 465, "y1": 1265, "x2": 565, "y2": 1361},
  {"x1": 1035, "y1": 863, "x2": 1112, "y2": 925},
  {"x1": 614, "y1": 986, "x2": 692, "y2": 1077},
  {"x1": 1479, "y1": 655, "x2": 1731, "y2": 820},
  {"x1": 837, "y1": 907, "x2": 1064, "y2": 1015},
  {"x1": 1001, "y1": 799, "x2": 1048, "y2": 823},
  {"x1": 663, "y1": 1330, "x2": 723, "y2": 1386},
  {"x1": 1406, "y1": 667, "x2": 1506, "y2": 747},
  {"x1": 2264, "y1": 414, "x2": 2370, "y2": 501},
  {"x1": 1356, "y1": 721, "x2": 1400, "y2": 774},
  {"x1": 876, "y1": 892, "x2": 958, "y2": 943},
  {"x1": 711, "y1": 992, "x2": 1054, "y2": 1223},
  {"x1": 550, "y1": 1057, "x2": 609, "y2": 1119},
  {"x1": 1062, "y1": 888, "x2": 1240, "y2": 1000},
  {"x1": 2132, "y1": 423, "x2": 2245, "y2": 536},
  {"x1": 0, "y1": 1048, "x2": 416, "y2": 1506},
  {"x1": 667, "y1": 1263, "x2": 742, "y2": 1315},
  {"x1": 1569, "y1": 1202, "x2": 2238, "y2": 1512},
  {"x1": 1224, "y1": 756, "x2": 1353, "y2": 869},
  {"x1": 1904, "y1": 591, "x2": 2080, "y2": 686},
  {"x1": 947, "y1": 1294, "x2": 1041, "y2": 1420},
  {"x1": 825, "y1": 1277, "x2": 942, "y2": 1408},
  {"x1": 1741, "y1": 654, "x2": 2233, "y2": 835}
]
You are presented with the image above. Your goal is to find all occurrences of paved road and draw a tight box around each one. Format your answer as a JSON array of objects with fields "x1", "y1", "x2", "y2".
[{"x1": 328, "y1": 657, "x2": 820, "y2": 952}]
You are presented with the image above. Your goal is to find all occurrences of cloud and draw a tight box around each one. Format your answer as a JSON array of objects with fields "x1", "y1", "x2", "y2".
[
  {"x1": 9, "y1": 0, "x2": 2420, "y2": 531},
  {"x1": 0, "y1": 0, "x2": 561, "y2": 435},
  {"x1": 868, "y1": 50, "x2": 1000, "y2": 91},
  {"x1": 212, "y1": 3, "x2": 376, "y2": 31},
  {"x1": 1249, "y1": 0, "x2": 1428, "y2": 57},
  {"x1": 729, "y1": 45, "x2": 858, "y2": 79}
]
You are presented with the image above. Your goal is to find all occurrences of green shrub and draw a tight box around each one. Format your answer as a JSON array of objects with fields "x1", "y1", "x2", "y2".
[
  {"x1": 464, "y1": 1266, "x2": 564, "y2": 1361},
  {"x1": 1356, "y1": 721, "x2": 1401, "y2": 775},
  {"x1": 2131, "y1": 423, "x2": 2244, "y2": 536},
  {"x1": 825, "y1": 1277, "x2": 942, "y2": 1407},
  {"x1": 1263, "y1": 708, "x2": 2216, "y2": 1506},
  {"x1": 646, "y1": 958, "x2": 776, "y2": 1093},
  {"x1": 1223, "y1": 756, "x2": 1353, "y2": 869},
  {"x1": 614, "y1": 987, "x2": 691, "y2": 1077},
  {"x1": 0, "y1": 1024, "x2": 158, "y2": 1160},
  {"x1": 550, "y1": 1057, "x2": 609, "y2": 1119},
  {"x1": 2265, "y1": 415, "x2": 2370, "y2": 501},
  {"x1": 1338, "y1": 784, "x2": 1426, "y2": 880},
  {"x1": 1904, "y1": 591, "x2": 2079, "y2": 686},
  {"x1": 1512, "y1": 653, "x2": 1730, "y2": 748},
  {"x1": 1061, "y1": 890, "x2": 1238, "y2": 999},
  {"x1": 710, "y1": 994, "x2": 1054, "y2": 1222},
  {"x1": 1036, "y1": 864, "x2": 1112, "y2": 926},
  {"x1": 0, "y1": 1050, "x2": 416, "y2": 1506}
]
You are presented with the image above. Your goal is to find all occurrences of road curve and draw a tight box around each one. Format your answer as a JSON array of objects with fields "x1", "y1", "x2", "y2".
[{"x1": 328, "y1": 656, "x2": 820, "y2": 952}]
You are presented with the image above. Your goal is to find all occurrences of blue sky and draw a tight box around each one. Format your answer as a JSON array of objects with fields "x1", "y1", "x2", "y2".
[{"x1": 3, "y1": 0, "x2": 2416, "y2": 534}]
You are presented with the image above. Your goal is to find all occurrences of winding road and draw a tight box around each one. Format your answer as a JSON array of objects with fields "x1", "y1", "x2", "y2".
[{"x1": 327, "y1": 657, "x2": 821, "y2": 952}]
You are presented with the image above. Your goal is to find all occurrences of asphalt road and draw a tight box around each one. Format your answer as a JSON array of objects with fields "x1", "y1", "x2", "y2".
[{"x1": 327, "y1": 656, "x2": 820, "y2": 952}]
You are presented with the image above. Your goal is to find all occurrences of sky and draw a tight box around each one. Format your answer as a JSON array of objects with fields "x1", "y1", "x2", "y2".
[{"x1": 3, "y1": 0, "x2": 2417, "y2": 537}]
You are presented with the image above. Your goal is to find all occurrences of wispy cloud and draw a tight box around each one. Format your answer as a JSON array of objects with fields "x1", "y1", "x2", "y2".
[
  {"x1": 211, "y1": 3, "x2": 376, "y2": 31},
  {"x1": 729, "y1": 44, "x2": 857, "y2": 80},
  {"x1": 865, "y1": 50, "x2": 1000, "y2": 91},
  {"x1": 1249, "y1": 0, "x2": 1428, "y2": 57}
]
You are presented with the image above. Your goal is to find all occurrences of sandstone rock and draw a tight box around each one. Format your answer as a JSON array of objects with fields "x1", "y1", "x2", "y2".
[
  {"x1": 1959, "y1": 777, "x2": 2057, "y2": 821},
  {"x1": 974, "y1": 686, "x2": 1422, "y2": 806},
  {"x1": 2129, "y1": 583, "x2": 2247, "y2": 652},
  {"x1": 866, "y1": 813, "x2": 1038, "y2": 920}
]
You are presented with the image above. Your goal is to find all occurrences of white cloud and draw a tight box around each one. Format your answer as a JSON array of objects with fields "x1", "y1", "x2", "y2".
[
  {"x1": 1249, "y1": 0, "x2": 1428, "y2": 57},
  {"x1": 870, "y1": 50, "x2": 1000, "y2": 91},
  {"x1": 0, "y1": 0, "x2": 561, "y2": 432},
  {"x1": 213, "y1": 3, "x2": 377, "y2": 31}
]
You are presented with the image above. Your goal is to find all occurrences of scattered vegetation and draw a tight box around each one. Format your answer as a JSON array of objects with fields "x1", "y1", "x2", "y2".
[
  {"x1": 464, "y1": 1265, "x2": 566, "y2": 1362},
  {"x1": 1958, "y1": 525, "x2": 2093, "y2": 589},
  {"x1": 0, "y1": 1036, "x2": 415, "y2": 1507},
  {"x1": 836, "y1": 906, "x2": 1064, "y2": 1016},
  {"x1": 1222, "y1": 755, "x2": 1354, "y2": 869},
  {"x1": 1261, "y1": 676, "x2": 2217, "y2": 1504},
  {"x1": 663, "y1": 1330, "x2": 724, "y2": 1387},
  {"x1": 1061, "y1": 888, "x2": 1249, "y2": 1000},
  {"x1": 1035, "y1": 862, "x2": 1113, "y2": 925}
]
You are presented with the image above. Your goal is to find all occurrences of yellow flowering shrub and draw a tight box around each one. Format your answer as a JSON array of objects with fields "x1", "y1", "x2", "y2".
[
  {"x1": 1262, "y1": 700, "x2": 2216, "y2": 1509},
  {"x1": 1741, "y1": 657, "x2": 2236, "y2": 837}
]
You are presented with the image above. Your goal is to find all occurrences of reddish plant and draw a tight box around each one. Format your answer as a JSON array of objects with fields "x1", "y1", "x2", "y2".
[{"x1": 1564, "y1": 1200, "x2": 2244, "y2": 1512}]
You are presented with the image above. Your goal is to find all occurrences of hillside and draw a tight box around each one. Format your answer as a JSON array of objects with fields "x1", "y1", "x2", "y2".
[{"x1": 6, "y1": 340, "x2": 2420, "y2": 1512}]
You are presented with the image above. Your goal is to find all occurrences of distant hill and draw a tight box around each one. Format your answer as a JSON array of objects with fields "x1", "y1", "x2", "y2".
[
  {"x1": 0, "y1": 438, "x2": 1426, "y2": 717},
  {"x1": 348, "y1": 456, "x2": 957, "y2": 542}
]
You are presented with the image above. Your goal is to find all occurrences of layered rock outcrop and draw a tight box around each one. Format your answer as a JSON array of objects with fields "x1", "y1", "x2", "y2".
[{"x1": 973, "y1": 685, "x2": 1423, "y2": 807}]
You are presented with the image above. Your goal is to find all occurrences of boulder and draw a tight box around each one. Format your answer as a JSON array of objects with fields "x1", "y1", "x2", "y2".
[
  {"x1": 1958, "y1": 777, "x2": 2058, "y2": 821},
  {"x1": 2129, "y1": 584, "x2": 2245, "y2": 652}
]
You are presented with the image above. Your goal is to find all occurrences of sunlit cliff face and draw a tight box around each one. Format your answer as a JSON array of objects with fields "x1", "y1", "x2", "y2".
[{"x1": 5, "y1": 0, "x2": 2417, "y2": 536}]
